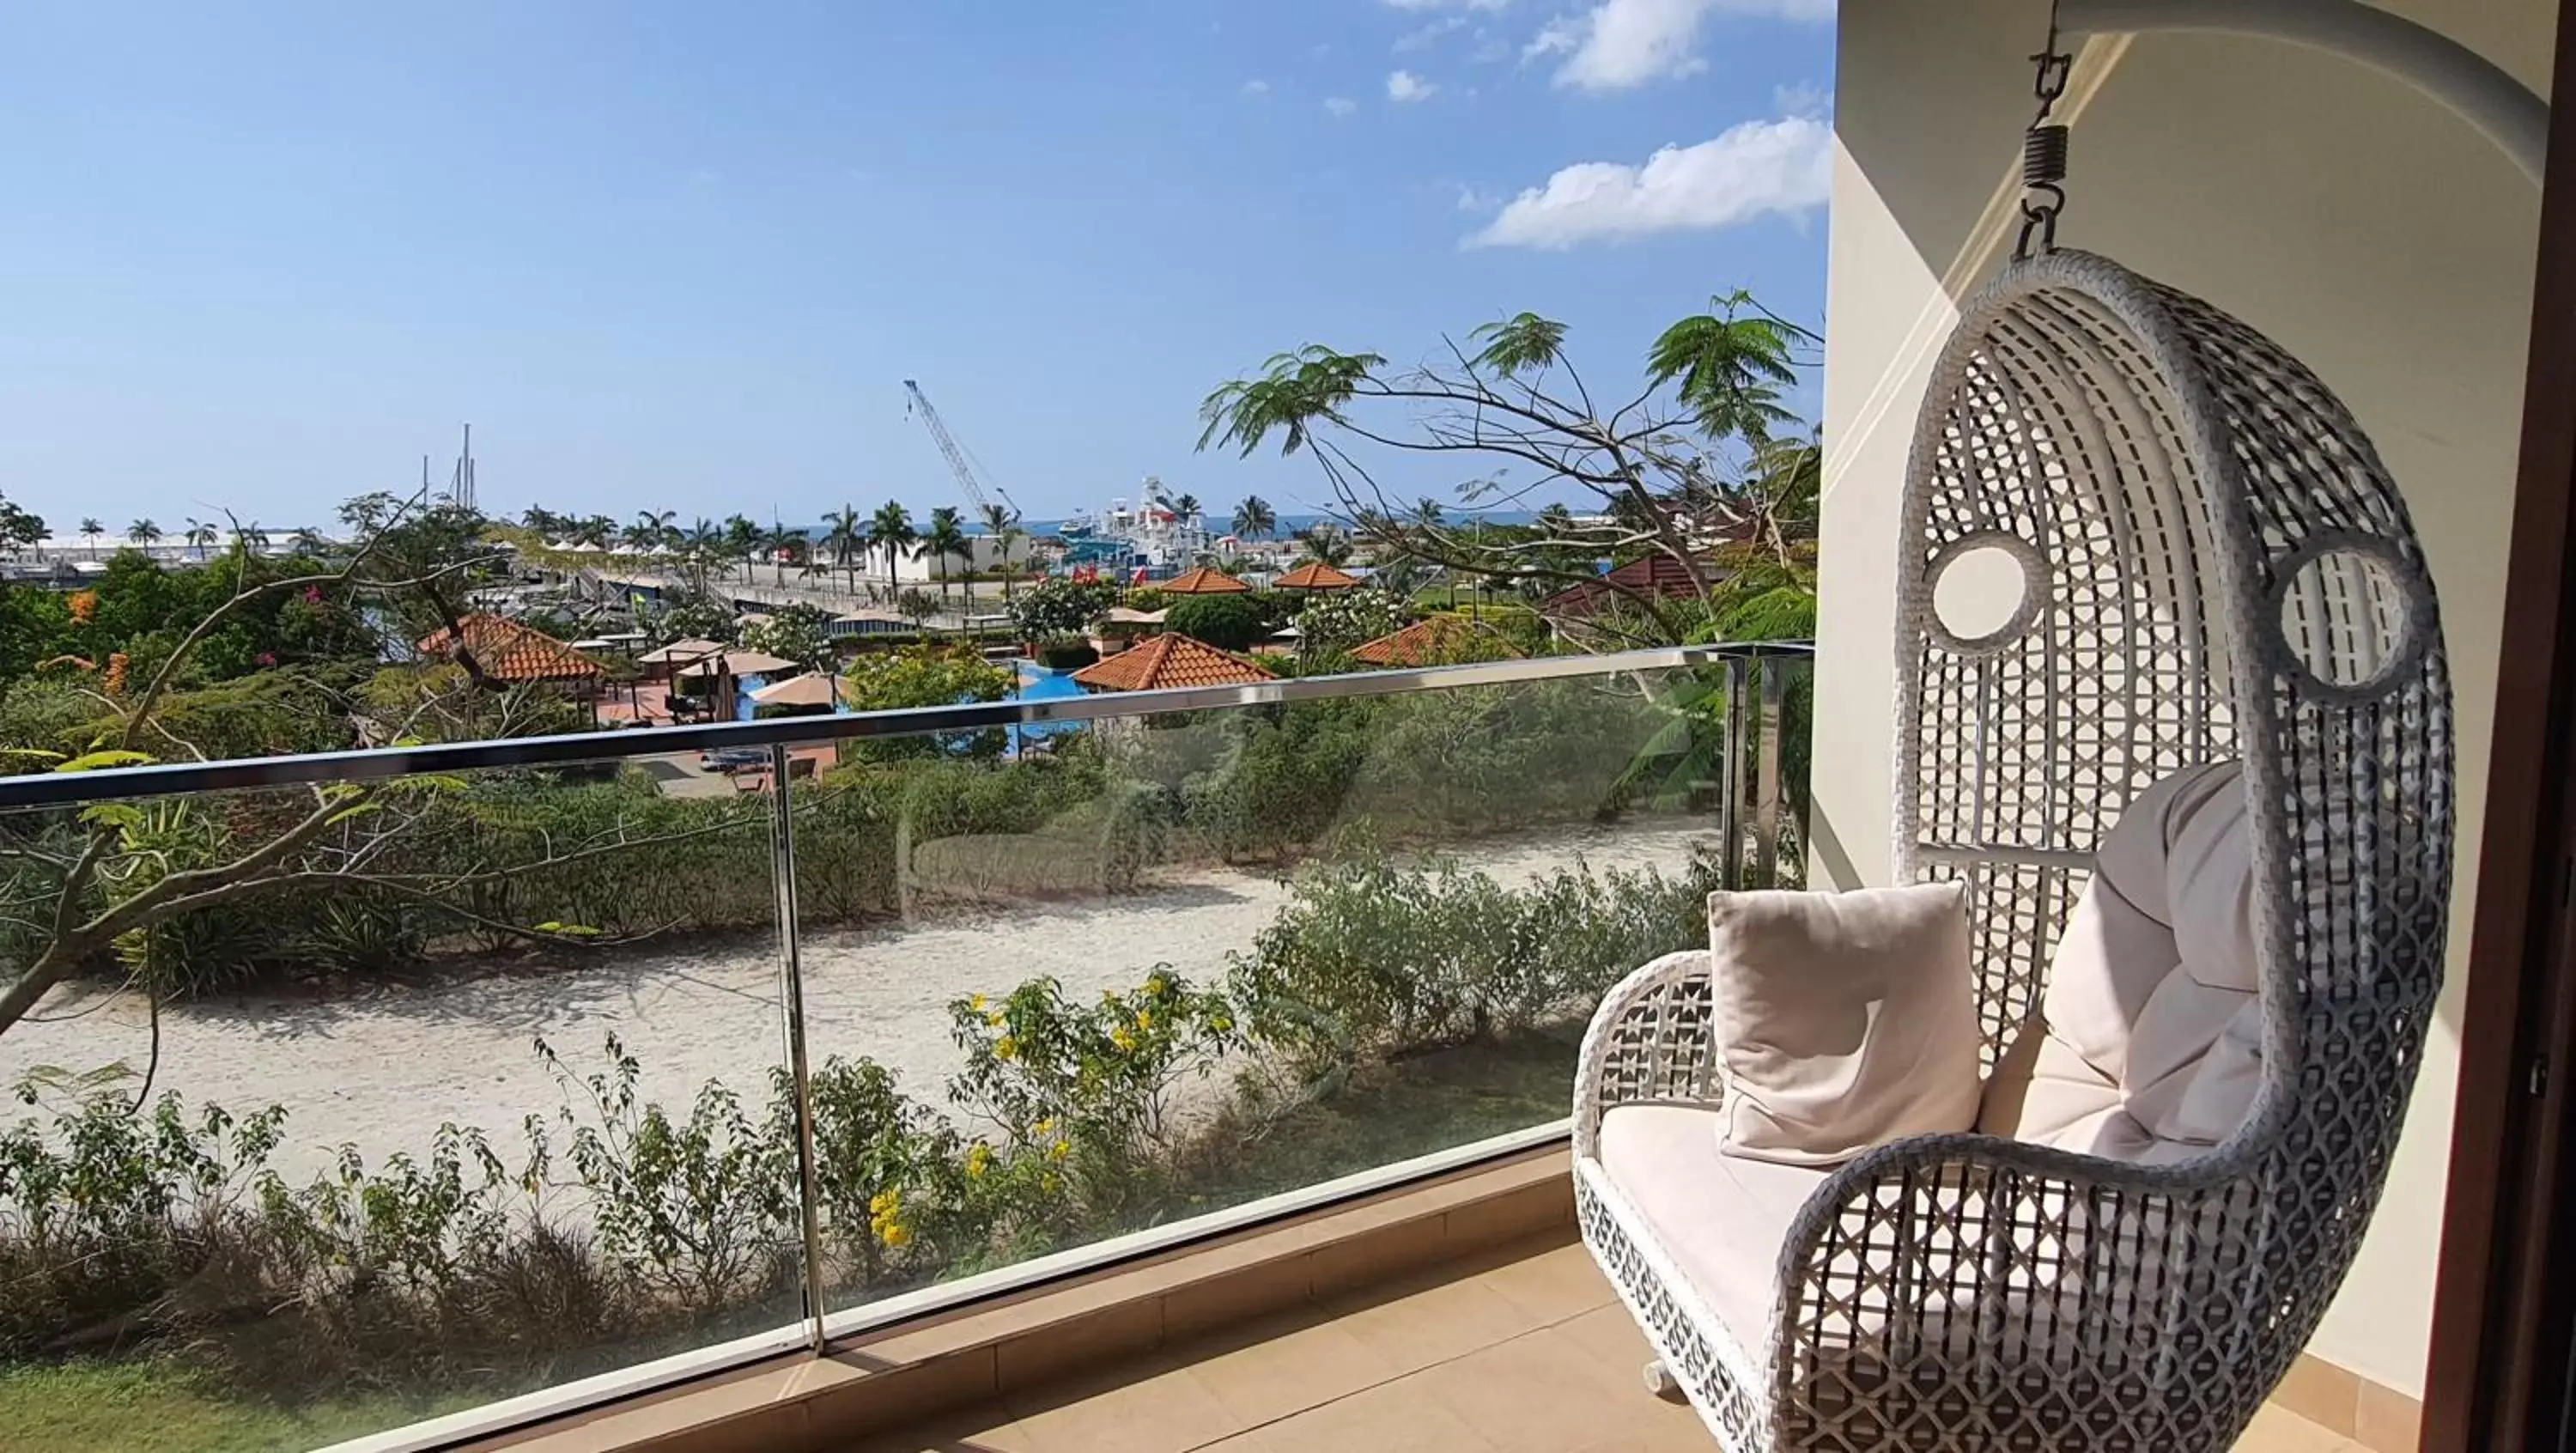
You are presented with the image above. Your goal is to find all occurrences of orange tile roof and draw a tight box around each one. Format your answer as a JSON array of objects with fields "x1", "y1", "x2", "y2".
[
  {"x1": 1071, "y1": 633, "x2": 1278, "y2": 691},
  {"x1": 1273, "y1": 561, "x2": 1362, "y2": 590},
  {"x1": 1162, "y1": 565, "x2": 1251, "y2": 594},
  {"x1": 416, "y1": 613, "x2": 605, "y2": 682},
  {"x1": 1349, "y1": 614, "x2": 1520, "y2": 667}
]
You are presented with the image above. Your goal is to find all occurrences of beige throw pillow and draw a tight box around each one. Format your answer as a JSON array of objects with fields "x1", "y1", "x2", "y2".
[{"x1": 1709, "y1": 883, "x2": 1982, "y2": 1166}]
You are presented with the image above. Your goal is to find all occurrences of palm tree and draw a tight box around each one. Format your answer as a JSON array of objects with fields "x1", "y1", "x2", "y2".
[
  {"x1": 126, "y1": 519, "x2": 161, "y2": 550},
  {"x1": 571, "y1": 515, "x2": 613, "y2": 550},
  {"x1": 184, "y1": 519, "x2": 217, "y2": 559},
  {"x1": 521, "y1": 505, "x2": 563, "y2": 537},
  {"x1": 1296, "y1": 523, "x2": 1352, "y2": 567},
  {"x1": 633, "y1": 509, "x2": 679, "y2": 551},
  {"x1": 724, "y1": 514, "x2": 761, "y2": 581},
  {"x1": 764, "y1": 523, "x2": 802, "y2": 587},
  {"x1": 290, "y1": 527, "x2": 327, "y2": 556},
  {"x1": 920, "y1": 506, "x2": 971, "y2": 604},
  {"x1": 240, "y1": 521, "x2": 271, "y2": 554},
  {"x1": 823, "y1": 506, "x2": 865, "y2": 596},
  {"x1": 1231, "y1": 495, "x2": 1276, "y2": 541},
  {"x1": 683, "y1": 518, "x2": 725, "y2": 592},
  {"x1": 78, "y1": 518, "x2": 102, "y2": 559},
  {"x1": 1173, "y1": 492, "x2": 1201, "y2": 526},
  {"x1": 981, "y1": 502, "x2": 1027, "y2": 601},
  {"x1": 866, "y1": 501, "x2": 916, "y2": 602}
]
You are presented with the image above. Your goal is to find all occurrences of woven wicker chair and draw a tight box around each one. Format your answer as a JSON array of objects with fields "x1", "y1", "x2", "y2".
[{"x1": 1573, "y1": 249, "x2": 2454, "y2": 1452}]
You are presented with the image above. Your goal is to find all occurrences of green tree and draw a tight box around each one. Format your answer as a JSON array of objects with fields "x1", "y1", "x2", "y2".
[
  {"x1": 1197, "y1": 294, "x2": 1817, "y2": 647},
  {"x1": 867, "y1": 501, "x2": 916, "y2": 601},
  {"x1": 980, "y1": 502, "x2": 1026, "y2": 601},
  {"x1": 0, "y1": 494, "x2": 45, "y2": 555},
  {"x1": 1294, "y1": 524, "x2": 1352, "y2": 567},
  {"x1": 920, "y1": 506, "x2": 971, "y2": 604},
  {"x1": 1292, "y1": 588, "x2": 1408, "y2": 661},
  {"x1": 764, "y1": 522, "x2": 803, "y2": 587},
  {"x1": 739, "y1": 602, "x2": 836, "y2": 673},
  {"x1": 1163, "y1": 593, "x2": 1266, "y2": 652},
  {"x1": 1007, "y1": 577, "x2": 1121, "y2": 640},
  {"x1": 1172, "y1": 493, "x2": 1200, "y2": 525},
  {"x1": 184, "y1": 520, "x2": 217, "y2": 560},
  {"x1": 1647, "y1": 289, "x2": 1816, "y2": 443},
  {"x1": 724, "y1": 514, "x2": 761, "y2": 581},
  {"x1": 896, "y1": 587, "x2": 939, "y2": 632},
  {"x1": 1230, "y1": 496, "x2": 1275, "y2": 541},
  {"x1": 823, "y1": 506, "x2": 865, "y2": 595},
  {"x1": 126, "y1": 519, "x2": 161, "y2": 550},
  {"x1": 79, "y1": 518, "x2": 104, "y2": 559}
]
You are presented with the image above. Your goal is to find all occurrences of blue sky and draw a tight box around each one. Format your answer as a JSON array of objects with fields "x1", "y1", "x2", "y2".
[{"x1": 0, "y1": 0, "x2": 1834, "y2": 532}]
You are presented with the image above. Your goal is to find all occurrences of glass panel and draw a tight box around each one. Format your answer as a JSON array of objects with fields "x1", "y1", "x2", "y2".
[
  {"x1": 0, "y1": 755, "x2": 796, "y2": 1447},
  {"x1": 775, "y1": 654, "x2": 1807, "y2": 1324}
]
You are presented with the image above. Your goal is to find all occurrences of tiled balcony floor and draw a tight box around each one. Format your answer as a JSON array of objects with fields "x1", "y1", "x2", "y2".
[{"x1": 844, "y1": 1233, "x2": 2361, "y2": 1453}]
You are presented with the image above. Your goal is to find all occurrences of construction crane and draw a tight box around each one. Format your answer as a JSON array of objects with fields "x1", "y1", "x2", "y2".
[{"x1": 903, "y1": 380, "x2": 1023, "y2": 523}]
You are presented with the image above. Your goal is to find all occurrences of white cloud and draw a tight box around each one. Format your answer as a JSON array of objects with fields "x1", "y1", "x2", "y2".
[
  {"x1": 1323, "y1": 95, "x2": 1360, "y2": 117},
  {"x1": 1387, "y1": 69, "x2": 1438, "y2": 102},
  {"x1": 1394, "y1": 15, "x2": 1467, "y2": 51},
  {"x1": 1532, "y1": 0, "x2": 1832, "y2": 92},
  {"x1": 1466, "y1": 112, "x2": 1832, "y2": 249},
  {"x1": 1455, "y1": 184, "x2": 1498, "y2": 212},
  {"x1": 1242, "y1": 78, "x2": 1272, "y2": 96},
  {"x1": 1772, "y1": 80, "x2": 1828, "y2": 117}
]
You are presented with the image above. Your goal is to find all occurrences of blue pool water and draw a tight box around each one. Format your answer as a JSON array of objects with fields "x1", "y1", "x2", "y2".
[{"x1": 1011, "y1": 660, "x2": 1085, "y2": 753}]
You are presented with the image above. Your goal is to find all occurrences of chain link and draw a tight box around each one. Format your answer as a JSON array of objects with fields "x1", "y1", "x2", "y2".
[{"x1": 2014, "y1": 5, "x2": 2075, "y2": 260}]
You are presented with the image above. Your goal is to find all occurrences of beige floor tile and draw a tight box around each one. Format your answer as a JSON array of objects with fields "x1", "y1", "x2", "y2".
[
  {"x1": 1232, "y1": 1375, "x2": 1500, "y2": 1452},
  {"x1": 1411, "y1": 1327, "x2": 1703, "y2": 1453},
  {"x1": 841, "y1": 1400, "x2": 1037, "y2": 1453},
  {"x1": 1473, "y1": 1238, "x2": 1617, "y2": 1325},
  {"x1": 999, "y1": 1355, "x2": 1249, "y2": 1453},
  {"x1": 1327, "y1": 1270, "x2": 1546, "y2": 1377},
  {"x1": 2233, "y1": 1402, "x2": 2369, "y2": 1453},
  {"x1": 1177, "y1": 1311, "x2": 1396, "y2": 1428},
  {"x1": 1550, "y1": 1302, "x2": 1662, "y2": 1382}
]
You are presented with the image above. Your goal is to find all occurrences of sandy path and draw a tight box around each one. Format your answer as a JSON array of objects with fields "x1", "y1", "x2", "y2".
[{"x1": 0, "y1": 823, "x2": 1709, "y2": 1182}]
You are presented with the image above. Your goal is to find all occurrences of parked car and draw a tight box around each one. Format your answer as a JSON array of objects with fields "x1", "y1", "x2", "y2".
[{"x1": 698, "y1": 746, "x2": 768, "y2": 772}]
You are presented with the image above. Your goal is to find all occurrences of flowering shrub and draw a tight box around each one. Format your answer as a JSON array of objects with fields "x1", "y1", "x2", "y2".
[{"x1": 947, "y1": 971, "x2": 1240, "y2": 1213}]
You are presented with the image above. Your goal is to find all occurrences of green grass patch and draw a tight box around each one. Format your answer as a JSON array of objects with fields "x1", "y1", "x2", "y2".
[{"x1": 0, "y1": 1361, "x2": 477, "y2": 1453}]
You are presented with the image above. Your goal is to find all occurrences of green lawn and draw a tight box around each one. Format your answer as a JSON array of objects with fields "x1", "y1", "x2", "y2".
[{"x1": 0, "y1": 1362, "x2": 477, "y2": 1453}]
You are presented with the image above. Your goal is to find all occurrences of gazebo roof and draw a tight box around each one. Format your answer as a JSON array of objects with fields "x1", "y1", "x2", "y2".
[
  {"x1": 1349, "y1": 614, "x2": 1518, "y2": 667},
  {"x1": 750, "y1": 672, "x2": 840, "y2": 708},
  {"x1": 636, "y1": 637, "x2": 725, "y2": 666},
  {"x1": 416, "y1": 614, "x2": 605, "y2": 682},
  {"x1": 677, "y1": 648, "x2": 803, "y2": 678},
  {"x1": 1273, "y1": 561, "x2": 1363, "y2": 591},
  {"x1": 1162, "y1": 565, "x2": 1251, "y2": 594},
  {"x1": 1071, "y1": 634, "x2": 1278, "y2": 692},
  {"x1": 1541, "y1": 554, "x2": 1721, "y2": 617}
]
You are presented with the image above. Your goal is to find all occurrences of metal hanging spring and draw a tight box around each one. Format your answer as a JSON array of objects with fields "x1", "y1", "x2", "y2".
[{"x1": 2015, "y1": 7, "x2": 2076, "y2": 260}]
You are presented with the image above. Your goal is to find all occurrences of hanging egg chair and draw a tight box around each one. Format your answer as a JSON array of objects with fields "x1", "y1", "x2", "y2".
[{"x1": 1571, "y1": 71, "x2": 2455, "y2": 1453}]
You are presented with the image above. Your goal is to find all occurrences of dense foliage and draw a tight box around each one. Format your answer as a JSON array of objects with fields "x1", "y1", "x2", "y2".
[
  {"x1": 1007, "y1": 577, "x2": 1121, "y2": 639},
  {"x1": 1161, "y1": 593, "x2": 1266, "y2": 651}
]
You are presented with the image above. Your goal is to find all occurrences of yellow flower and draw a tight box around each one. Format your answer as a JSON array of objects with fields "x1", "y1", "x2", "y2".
[
  {"x1": 1110, "y1": 1027, "x2": 1138, "y2": 1052},
  {"x1": 878, "y1": 1219, "x2": 913, "y2": 1249},
  {"x1": 1134, "y1": 1009, "x2": 1153, "y2": 1030},
  {"x1": 1210, "y1": 1014, "x2": 1233, "y2": 1033},
  {"x1": 1145, "y1": 972, "x2": 1170, "y2": 996},
  {"x1": 994, "y1": 1035, "x2": 1018, "y2": 1061},
  {"x1": 868, "y1": 1189, "x2": 902, "y2": 1217},
  {"x1": 969, "y1": 993, "x2": 987, "y2": 1012},
  {"x1": 986, "y1": 1011, "x2": 1007, "y2": 1027},
  {"x1": 1042, "y1": 1172, "x2": 1061, "y2": 1195},
  {"x1": 1032, "y1": 1117, "x2": 1056, "y2": 1135},
  {"x1": 1048, "y1": 1140, "x2": 1072, "y2": 1162},
  {"x1": 965, "y1": 1144, "x2": 993, "y2": 1179}
]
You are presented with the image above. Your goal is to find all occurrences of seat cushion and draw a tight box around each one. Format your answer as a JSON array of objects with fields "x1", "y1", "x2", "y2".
[
  {"x1": 1707, "y1": 881, "x2": 1983, "y2": 1166},
  {"x1": 1980, "y1": 760, "x2": 2264, "y2": 1162},
  {"x1": 1597, "y1": 1102, "x2": 1832, "y2": 1351}
]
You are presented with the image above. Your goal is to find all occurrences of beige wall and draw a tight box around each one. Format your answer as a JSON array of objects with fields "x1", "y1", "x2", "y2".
[{"x1": 1816, "y1": 0, "x2": 2551, "y2": 1400}]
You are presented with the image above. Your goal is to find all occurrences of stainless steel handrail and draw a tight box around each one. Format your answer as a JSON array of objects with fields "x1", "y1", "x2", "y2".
[{"x1": 0, "y1": 641, "x2": 1813, "y2": 808}]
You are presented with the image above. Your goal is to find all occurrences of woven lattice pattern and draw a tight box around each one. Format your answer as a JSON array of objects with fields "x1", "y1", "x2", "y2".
[{"x1": 1572, "y1": 251, "x2": 2452, "y2": 1452}]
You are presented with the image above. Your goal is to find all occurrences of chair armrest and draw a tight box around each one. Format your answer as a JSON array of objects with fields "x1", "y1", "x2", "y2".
[
  {"x1": 1573, "y1": 950, "x2": 1722, "y2": 1157},
  {"x1": 1769, "y1": 1130, "x2": 2261, "y2": 1423}
]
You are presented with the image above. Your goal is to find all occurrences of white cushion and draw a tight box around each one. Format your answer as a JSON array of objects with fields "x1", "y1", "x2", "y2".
[
  {"x1": 1982, "y1": 760, "x2": 2264, "y2": 1161},
  {"x1": 1598, "y1": 1103, "x2": 1830, "y2": 1350},
  {"x1": 1707, "y1": 882, "x2": 1983, "y2": 1166}
]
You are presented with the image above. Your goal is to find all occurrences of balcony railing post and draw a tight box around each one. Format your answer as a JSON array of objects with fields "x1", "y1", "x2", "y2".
[
  {"x1": 1722, "y1": 654, "x2": 1750, "y2": 891},
  {"x1": 767, "y1": 745, "x2": 829, "y2": 1353},
  {"x1": 1756, "y1": 654, "x2": 1783, "y2": 888}
]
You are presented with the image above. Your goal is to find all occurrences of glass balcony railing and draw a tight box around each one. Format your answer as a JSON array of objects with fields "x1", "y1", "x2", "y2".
[{"x1": 0, "y1": 643, "x2": 1808, "y2": 1453}]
